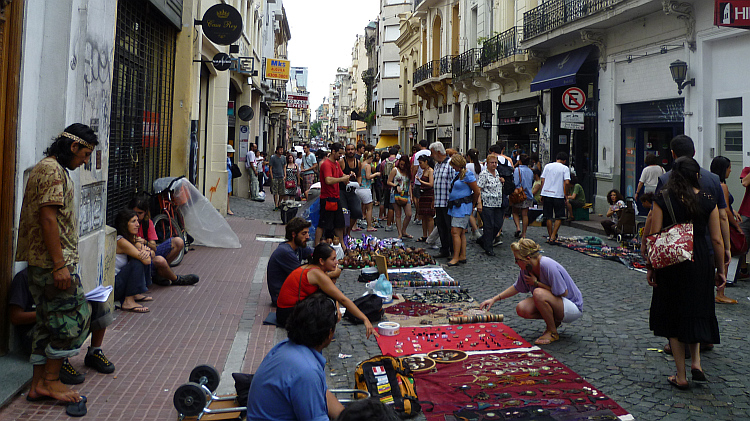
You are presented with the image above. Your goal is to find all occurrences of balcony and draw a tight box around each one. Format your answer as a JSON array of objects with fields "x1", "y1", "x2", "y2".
[
  {"x1": 481, "y1": 27, "x2": 525, "y2": 67},
  {"x1": 452, "y1": 49, "x2": 482, "y2": 80},
  {"x1": 413, "y1": 55, "x2": 455, "y2": 106},
  {"x1": 392, "y1": 101, "x2": 417, "y2": 121}
]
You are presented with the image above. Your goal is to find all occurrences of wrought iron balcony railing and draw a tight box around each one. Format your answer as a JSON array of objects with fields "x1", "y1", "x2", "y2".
[
  {"x1": 452, "y1": 49, "x2": 482, "y2": 79},
  {"x1": 481, "y1": 27, "x2": 525, "y2": 67},
  {"x1": 524, "y1": 0, "x2": 625, "y2": 40},
  {"x1": 413, "y1": 61, "x2": 436, "y2": 85}
]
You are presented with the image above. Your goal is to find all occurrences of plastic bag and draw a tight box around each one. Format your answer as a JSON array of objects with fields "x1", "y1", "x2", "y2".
[
  {"x1": 368, "y1": 274, "x2": 393, "y2": 303},
  {"x1": 302, "y1": 197, "x2": 320, "y2": 237},
  {"x1": 156, "y1": 177, "x2": 241, "y2": 249}
]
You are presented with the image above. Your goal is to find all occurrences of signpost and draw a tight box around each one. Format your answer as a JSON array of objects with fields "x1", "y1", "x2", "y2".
[
  {"x1": 561, "y1": 122, "x2": 585, "y2": 130},
  {"x1": 561, "y1": 88, "x2": 587, "y2": 167},
  {"x1": 562, "y1": 87, "x2": 586, "y2": 111}
]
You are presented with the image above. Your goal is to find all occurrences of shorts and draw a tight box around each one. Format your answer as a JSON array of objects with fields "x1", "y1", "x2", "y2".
[
  {"x1": 542, "y1": 197, "x2": 567, "y2": 220},
  {"x1": 27, "y1": 265, "x2": 91, "y2": 363},
  {"x1": 355, "y1": 187, "x2": 373, "y2": 205},
  {"x1": 319, "y1": 198, "x2": 345, "y2": 231},
  {"x1": 412, "y1": 186, "x2": 421, "y2": 199},
  {"x1": 561, "y1": 297, "x2": 582, "y2": 323},
  {"x1": 513, "y1": 198, "x2": 533, "y2": 209},
  {"x1": 339, "y1": 188, "x2": 363, "y2": 219},
  {"x1": 302, "y1": 173, "x2": 315, "y2": 191},
  {"x1": 271, "y1": 177, "x2": 285, "y2": 195},
  {"x1": 451, "y1": 215, "x2": 470, "y2": 229},
  {"x1": 381, "y1": 186, "x2": 393, "y2": 210}
]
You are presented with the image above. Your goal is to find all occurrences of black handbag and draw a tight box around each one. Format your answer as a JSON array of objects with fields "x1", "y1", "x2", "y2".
[
  {"x1": 343, "y1": 294, "x2": 384, "y2": 324},
  {"x1": 230, "y1": 163, "x2": 242, "y2": 178}
]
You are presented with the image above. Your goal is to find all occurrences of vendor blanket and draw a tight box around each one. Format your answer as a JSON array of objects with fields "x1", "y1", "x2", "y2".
[
  {"x1": 376, "y1": 323, "x2": 532, "y2": 356},
  {"x1": 556, "y1": 237, "x2": 647, "y2": 273},
  {"x1": 413, "y1": 350, "x2": 631, "y2": 421},
  {"x1": 384, "y1": 300, "x2": 488, "y2": 327}
]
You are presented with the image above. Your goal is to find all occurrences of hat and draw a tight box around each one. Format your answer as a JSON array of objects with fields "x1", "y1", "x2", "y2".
[{"x1": 226, "y1": 144, "x2": 235, "y2": 153}]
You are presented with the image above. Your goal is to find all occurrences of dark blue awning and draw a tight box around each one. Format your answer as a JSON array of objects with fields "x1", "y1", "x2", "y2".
[{"x1": 530, "y1": 46, "x2": 594, "y2": 92}]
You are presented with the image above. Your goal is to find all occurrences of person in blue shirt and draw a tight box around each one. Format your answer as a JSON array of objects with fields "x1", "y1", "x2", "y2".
[
  {"x1": 266, "y1": 217, "x2": 340, "y2": 306},
  {"x1": 446, "y1": 154, "x2": 480, "y2": 267},
  {"x1": 480, "y1": 239, "x2": 583, "y2": 346},
  {"x1": 512, "y1": 154, "x2": 535, "y2": 239},
  {"x1": 247, "y1": 292, "x2": 344, "y2": 421}
]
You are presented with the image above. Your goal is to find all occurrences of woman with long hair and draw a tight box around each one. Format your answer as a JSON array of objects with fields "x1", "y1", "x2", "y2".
[
  {"x1": 416, "y1": 154, "x2": 435, "y2": 242},
  {"x1": 283, "y1": 153, "x2": 300, "y2": 201},
  {"x1": 480, "y1": 239, "x2": 583, "y2": 345},
  {"x1": 114, "y1": 209, "x2": 154, "y2": 313},
  {"x1": 357, "y1": 152, "x2": 381, "y2": 232},
  {"x1": 276, "y1": 243, "x2": 378, "y2": 338},
  {"x1": 710, "y1": 156, "x2": 739, "y2": 300},
  {"x1": 446, "y1": 154, "x2": 480, "y2": 266},
  {"x1": 646, "y1": 156, "x2": 724, "y2": 390},
  {"x1": 601, "y1": 189, "x2": 626, "y2": 239},
  {"x1": 387, "y1": 155, "x2": 413, "y2": 239},
  {"x1": 464, "y1": 149, "x2": 481, "y2": 241}
]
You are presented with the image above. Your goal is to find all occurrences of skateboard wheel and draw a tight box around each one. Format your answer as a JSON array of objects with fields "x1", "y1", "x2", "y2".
[
  {"x1": 173, "y1": 382, "x2": 207, "y2": 417},
  {"x1": 189, "y1": 364, "x2": 221, "y2": 392}
]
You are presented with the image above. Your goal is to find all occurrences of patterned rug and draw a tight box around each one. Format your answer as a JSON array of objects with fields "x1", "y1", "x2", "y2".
[{"x1": 376, "y1": 323, "x2": 531, "y2": 356}]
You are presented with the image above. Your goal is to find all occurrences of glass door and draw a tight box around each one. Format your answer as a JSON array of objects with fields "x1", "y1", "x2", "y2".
[{"x1": 719, "y1": 123, "x2": 743, "y2": 203}]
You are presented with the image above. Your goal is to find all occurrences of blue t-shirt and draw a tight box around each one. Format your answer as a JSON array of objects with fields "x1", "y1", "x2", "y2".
[
  {"x1": 513, "y1": 165, "x2": 534, "y2": 199},
  {"x1": 266, "y1": 242, "x2": 313, "y2": 303},
  {"x1": 448, "y1": 171, "x2": 477, "y2": 218},
  {"x1": 246, "y1": 339, "x2": 329, "y2": 421},
  {"x1": 513, "y1": 256, "x2": 583, "y2": 312}
]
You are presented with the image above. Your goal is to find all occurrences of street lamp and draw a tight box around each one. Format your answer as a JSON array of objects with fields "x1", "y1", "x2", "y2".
[{"x1": 669, "y1": 59, "x2": 695, "y2": 95}]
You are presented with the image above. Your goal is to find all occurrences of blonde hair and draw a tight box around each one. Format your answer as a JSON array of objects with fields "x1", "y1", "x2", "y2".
[
  {"x1": 446, "y1": 148, "x2": 457, "y2": 157},
  {"x1": 450, "y1": 154, "x2": 467, "y2": 180},
  {"x1": 510, "y1": 238, "x2": 542, "y2": 258},
  {"x1": 362, "y1": 151, "x2": 373, "y2": 161}
]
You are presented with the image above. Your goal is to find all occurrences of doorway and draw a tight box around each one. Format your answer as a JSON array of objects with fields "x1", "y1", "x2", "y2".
[{"x1": 719, "y1": 123, "x2": 743, "y2": 202}]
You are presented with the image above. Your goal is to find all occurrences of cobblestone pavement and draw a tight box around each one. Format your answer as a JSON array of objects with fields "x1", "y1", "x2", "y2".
[{"x1": 260, "y1": 197, "x2": 750, "y2": 421}]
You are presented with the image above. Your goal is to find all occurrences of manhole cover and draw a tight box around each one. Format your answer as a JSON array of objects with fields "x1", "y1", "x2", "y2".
[{"x1": 255, "y1": 234, "x2": 286, "y2": 242}]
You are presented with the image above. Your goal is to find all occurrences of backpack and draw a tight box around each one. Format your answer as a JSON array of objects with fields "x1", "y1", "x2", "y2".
[
  {"x1": 496, "y1": 156, "x2": 516, "y2": 197},
  {"x1": 343, "y1": 294, "x2": 384, "y2": 324},
  {"x1": 383, "y1": 158, "x2": 397, "y2": 184},
  {"x1": 354, "y1": 355, "x2": 423, "y2": 418}
]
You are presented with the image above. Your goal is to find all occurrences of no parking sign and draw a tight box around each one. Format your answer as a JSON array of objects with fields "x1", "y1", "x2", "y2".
[{"x1": 562, "y1": 87, "x2": 586, "y2": 111}]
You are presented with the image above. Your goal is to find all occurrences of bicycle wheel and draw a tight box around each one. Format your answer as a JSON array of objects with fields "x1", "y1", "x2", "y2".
[{"x1": 152, "y1": 214, "x2": 186, "y2": 266}]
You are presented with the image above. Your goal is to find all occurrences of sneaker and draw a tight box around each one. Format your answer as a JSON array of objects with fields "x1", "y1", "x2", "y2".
[
  {"x1": 385, "y1": 225, "x2": 394, "y2": 232},
  {"x1": 60, "y1": 359, "x2": 84, "y2": 385},
  {"x1": 492, "y1": 238, "x2": 503, "y2": 247},
  {"x1": 173, "y1": 274, "x2": 200, "y2": 285},
  {"x1": 415, "y1": 219, "x2": 422, "y2": 225},
  {"x1": 152, "y1": 275, "x2": 171, "y2": 286},
  {"x1": 84, "y1": 348, "x2": 115, "y2": 374}
]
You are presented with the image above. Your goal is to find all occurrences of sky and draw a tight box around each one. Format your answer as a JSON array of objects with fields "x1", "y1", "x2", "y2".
[{"x1": 282, "y1": 0, "x2": 380, "y2": 116}]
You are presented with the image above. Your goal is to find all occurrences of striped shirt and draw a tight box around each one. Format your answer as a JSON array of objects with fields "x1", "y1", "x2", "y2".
[{"x1": 433, "y1": 156, "x2": 456, "y2": 208}]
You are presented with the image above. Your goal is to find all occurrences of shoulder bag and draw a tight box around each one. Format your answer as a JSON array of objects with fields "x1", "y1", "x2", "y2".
[
  {"x1": 645, "y1": 190, "x2": 694, "y2": 269},
  {"x1": 230, "y1": 162, "x2": 242, "y2": 178},
  {"x1": 509, "y1": 167, "x2": 527, "y2": 204}
]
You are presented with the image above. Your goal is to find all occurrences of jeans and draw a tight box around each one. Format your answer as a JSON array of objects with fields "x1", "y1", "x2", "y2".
[
  {"x1": 435, "y1": 207, "x2": 452, "y2": 254},
  {"x1": 114, "y1": 259, "x2": 151, "y2": 303},
  {"x1": 480, "y1": 206, "x2": 506, "y2": 252}
]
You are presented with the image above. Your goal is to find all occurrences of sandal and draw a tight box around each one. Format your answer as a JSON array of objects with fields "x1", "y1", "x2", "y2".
[
  {"x1": 416, "y1": 236, "x2": 427, "y2": 242},
  {"x1": 134, "y1": 295, "x2": 153, "y2": 302},
  {"x1": 402, "y1": 234, "x2": 413, "y2": 239},
  {"x1": 122, "y1": 305, "x2": 150, "y2": 313},
  {"x1": 366, "y1": 228, "x2": 378, "y2": 232},
  {"x1": 534, "y1": 331, "x2": 559, "y2": 345},
  {"x1": 667, "y1": 375, "x2": 690, "y2": 390}
]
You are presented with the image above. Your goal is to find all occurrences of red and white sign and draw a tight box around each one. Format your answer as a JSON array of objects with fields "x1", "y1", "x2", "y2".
[
  {"x1": 715, "y1": 1, "x2": 750, "y2": 28},
  {"x1": 562, "y1": 87, "x2": 586, "y2": 111},
  {"x1": 372, "y1": 366, "x2": 386, "y2": 376},
  {"x1": 287, "y1": 94, "x2": 309, "y2": 109}
]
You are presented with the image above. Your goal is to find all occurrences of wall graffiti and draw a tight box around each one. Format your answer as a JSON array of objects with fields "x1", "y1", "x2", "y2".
[
  {"x1": 79, "y1": 182, "x2": 104, "y2": 236},
  {"x1": 80, "y1": 38, "x2": 113, "y2": 149}
]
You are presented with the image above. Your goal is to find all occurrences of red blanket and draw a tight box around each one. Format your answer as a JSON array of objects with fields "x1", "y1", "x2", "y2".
[
  {"x1": 413, "y1": 350, "x2": 629, "y2": 420},
  {"x1": 376, "y1": 323, "x2": 531, "y2": 356}
]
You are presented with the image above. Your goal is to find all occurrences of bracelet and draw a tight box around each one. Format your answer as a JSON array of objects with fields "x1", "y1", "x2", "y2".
[
  {"x1": 534, "y1": 280, "x2": 539, "y2": 287},
  {"x1": 53, "y1": 265, "x2": 66, "y2": 273}
]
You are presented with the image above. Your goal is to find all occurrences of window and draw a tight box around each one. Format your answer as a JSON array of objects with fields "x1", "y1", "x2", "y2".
[
  {"x1": 384, "y1": 25, "x2": 400, "y2": 42},
  {"x1": 383, "y1": 99, "x2": 398, "y2": 115},
  {"x1": 718, "y1": 98, "x2": 742, "y2": 117},
  {"x1": 721, "y1": 124, "x2": 743, "y2": 152},
  {"x1": 383, "y1": 61, "x2": 400, "y2": 78}
]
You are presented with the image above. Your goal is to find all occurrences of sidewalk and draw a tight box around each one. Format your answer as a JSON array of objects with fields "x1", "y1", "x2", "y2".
[{"x1": 0, "y1": 196, "x2": 283, "y2": 420}]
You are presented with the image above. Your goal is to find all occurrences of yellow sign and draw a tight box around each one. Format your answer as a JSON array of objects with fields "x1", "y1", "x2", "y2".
[{"x1": 265, "y1": 58, "x2": 290, "y2": 80}]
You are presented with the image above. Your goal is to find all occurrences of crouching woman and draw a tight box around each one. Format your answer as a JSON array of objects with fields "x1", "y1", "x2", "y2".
[
  {"x1": 114, "y1": 209, "x2": 154, "y2": 313},
  {"x1": 480, "y1": 239, "x2": 583, "y2": 345}
]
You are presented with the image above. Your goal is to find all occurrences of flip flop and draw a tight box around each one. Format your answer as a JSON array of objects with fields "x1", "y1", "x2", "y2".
[
  {"x1": 121, "y1": 305, "x2": 149, "y2": 313},
  {"x1": 667, "y1": 375, "x2": 690, "y2": 390},
  {"x1": 66, "y1": 395, "x2": 87, "y2": 417},
  {"x1": 403, "y1": 234, "x2": 414, "y2": 239},
  {"x1": 691, "y1": 368, "x2": 708, "y2": 382},
  {"x1": 135, "y1": 296, "x2": 153, "y2": 302},
  {"x1": 416, "y1": 237, "x2": 427, "y2": 242},
  {"x1": 534, "y1": 332, "x2": 559, "y2": 345},
  {"x1": 366, "y1": 228, "x2": 378, "y2": 232},
  {"x1": 26, "y1": 394, "x2": 53, "y2": 402}
]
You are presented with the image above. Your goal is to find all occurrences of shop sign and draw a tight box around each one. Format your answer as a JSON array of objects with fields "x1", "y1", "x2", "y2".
[
  {"x1": 201, "y1": 4, "x2": 243, "y2": 45},
  {"x1": 213, "y1": 53, "x2": 232, "y2": 71},
  {"x1": 561, "y1": 122, "x2": 584, "y2": 131},
  {"x1": 437, "y1": 126, "x2": 453, "y2": 138},
  {"x1": 473, "y1": 113, "x2": 481, "y2": 126},
  {"x1": 142, "y1": 111, "x2": 159, "y2": 147},
  {"x1": 715, "y1": 1, "x2": 750, "y2": 29},
  {"x1": 287, "y1": 94, "x2": 309, "y2": 109},
  {"x1": 561, "y1": 112, "x2": 584, "y2": 123},
  {"x1": 265, "y1": 58, "x2": 291, "y2": 80},
  {"x1": 562, "y1": 87, "x2": 586, "y2": 111}
]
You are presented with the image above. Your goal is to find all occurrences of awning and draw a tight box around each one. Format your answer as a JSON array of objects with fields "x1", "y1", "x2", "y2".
[
  {"x1": 530, "y1": 46, "x2": 594, "y2": 92},
  {"x1": 376, "y1": 135, "x2": 399, "y2": 150}
]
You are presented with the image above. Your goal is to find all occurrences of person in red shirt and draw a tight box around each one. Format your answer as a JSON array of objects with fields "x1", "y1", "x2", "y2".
[{"x1": 315, "y1": 143, "x2": 353, "y2": 246}]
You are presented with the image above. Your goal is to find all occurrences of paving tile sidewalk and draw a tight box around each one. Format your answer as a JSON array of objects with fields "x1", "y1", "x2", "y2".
[{"x1": 0, "y1": 207, "x2": 282, "y2": 420}]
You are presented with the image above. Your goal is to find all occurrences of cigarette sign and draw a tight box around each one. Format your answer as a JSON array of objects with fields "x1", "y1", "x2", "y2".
[{"x1": 265, "y1": 58, "x2": 290, "y2": 80}]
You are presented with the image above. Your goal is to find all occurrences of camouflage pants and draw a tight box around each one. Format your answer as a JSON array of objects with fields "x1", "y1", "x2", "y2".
[{"x1": 27, "y1": 265, "x2": 90, "y2": 364}]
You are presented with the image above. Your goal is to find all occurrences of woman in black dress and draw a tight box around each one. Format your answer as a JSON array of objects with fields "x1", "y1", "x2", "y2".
[{"x1": 646, "y1": 157, "x2": 725, "y2": 390}]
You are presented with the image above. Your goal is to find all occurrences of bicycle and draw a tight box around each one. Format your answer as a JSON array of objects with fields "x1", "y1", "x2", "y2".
[{"x1": 151, "y1": 176, "x2": 189, "y2": 266}]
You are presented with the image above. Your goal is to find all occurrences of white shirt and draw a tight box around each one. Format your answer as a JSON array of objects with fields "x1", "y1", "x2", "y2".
[
  {"x1": 245, "y1": 150, "x2": 256, "y2": 169},
  {"x1": 413, "y1": 149, "x2": 431, "y2": 185},
  {"x1": 639, "y1": 165, "x2": 665, "y2": 188},
  {"x1": 295, "y1": 158, "x2": 303, "y2": 169},
  {"x1": 540, "y1": 161, "x2": 571, "y2": 198}
]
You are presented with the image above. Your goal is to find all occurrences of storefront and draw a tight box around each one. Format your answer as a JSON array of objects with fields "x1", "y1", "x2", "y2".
[
  {"x1": 497, "y1": 97, "x2": 540, "y2": 159},
  {"x1": 473, "y1": 100, "x2": 493, "y2": 156},
  {"x1": 620, "y1": 99, "x2": 684, "y2": 209}
]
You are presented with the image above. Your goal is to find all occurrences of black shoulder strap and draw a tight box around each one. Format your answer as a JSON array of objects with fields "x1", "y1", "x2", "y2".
[{"x1": 661, "y1": 190, "x2": 679, "y2": 225}]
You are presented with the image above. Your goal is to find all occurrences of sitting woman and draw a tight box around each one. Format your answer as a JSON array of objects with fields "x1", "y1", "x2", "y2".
[
  {"x1": 114, "y1": 209, "x2": 154, "y2": 313},
  {"x1": 276, "y1": 243, "x2": 378, "y2": 338},
  {"x1": 480, "y1": 239, "x2": 583, "y2": 345},
  {"x1": 601, "y1": 189, "x2": 626, "y2": 239}
]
